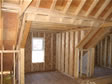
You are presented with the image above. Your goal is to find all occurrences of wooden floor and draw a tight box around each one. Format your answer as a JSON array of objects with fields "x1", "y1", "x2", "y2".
[{"x1": 25, "y1": 71, "x2": 80, "y2": 84}]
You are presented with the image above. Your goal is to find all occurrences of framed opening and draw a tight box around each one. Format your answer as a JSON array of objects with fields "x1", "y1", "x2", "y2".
[{"x1": 32, "y1": 37, "x2": 45, "y2": 63}]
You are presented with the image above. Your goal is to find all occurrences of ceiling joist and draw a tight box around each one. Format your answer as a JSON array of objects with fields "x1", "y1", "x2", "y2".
[
  {"x1": 94, "y1": 0, "x2": 111, "y2": 18},
  {"x1": 74, "y1": 0, "x2": 86, "y2": 15},
  {"x1": 85, "y1": 0, "x2": 99, "y2": 16}
]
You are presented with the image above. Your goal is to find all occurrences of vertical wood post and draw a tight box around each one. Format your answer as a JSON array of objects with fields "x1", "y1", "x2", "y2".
[
  {"x1": 74, "y1": 48, "x2": 79, "y2": 78},
  {"x1": 20, "y1": 48, "x2": 25, "y2": 84},
  {"x1": 90, "y1": 48, "x2": 95, "y2": 77},
  {"x1": 80, "y1": 50, "x2": 83, "y2": 77},
  {"x1": 1, "y1": 49, "x2": 3, "y2": 84}
]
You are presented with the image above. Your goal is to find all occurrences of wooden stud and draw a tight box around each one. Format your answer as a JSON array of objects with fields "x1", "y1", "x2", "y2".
[
  {"x1": 90, "y1": 48, "x2": 95, "y2": 77},
  {"x1": 80, "y1": 50, "x2": 83, "y2": 77},
  {"x1": 74, "y1": 48, "x2": 79, "y2": 78},
  {"x1": 61, "y1": 33, "x2": 65, "y2": 72},
  {"x1": 1, "y1": 47, "x2": 3, "y2": 84},
  {"x1": 87, "y1": 50, "x2": 90, "y2": 77},
  {"x1": 20, "y1": 48, "x2": 25, "y2": 84},
  {"x1": 95, "y1": 0, "x2": 111, "y2": 18},
  {"x1": 109, "y1": 35, "x2": 112, "y2": 67},
  {"x1": 100, "y1": 41, "x2": 103, "y2": 66},
  {"x1": 13, "y1": 46, "x2": 16, "y2": 84},
  {"x1": 65, "y1": 32, "x2": 69, "y2": 74},
  {"x1": 69, "y1": 32, "x2": 74, "y2": 76},
  {"x1": 104, "y1": 37, "x2": 108, "y2": 67}
]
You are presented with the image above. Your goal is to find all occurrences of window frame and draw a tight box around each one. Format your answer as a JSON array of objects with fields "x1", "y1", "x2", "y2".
[{"x1": 32, "y1": 37, "x2": 45, "y2": 63}]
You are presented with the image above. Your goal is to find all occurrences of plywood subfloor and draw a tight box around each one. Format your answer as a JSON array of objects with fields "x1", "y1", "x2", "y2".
[
  {"x1": 25, "y1": 71, "x2": 80, "y2": 84},
  {"x1": 94, "y1": 66, "x2": 112, "y2": 77}
]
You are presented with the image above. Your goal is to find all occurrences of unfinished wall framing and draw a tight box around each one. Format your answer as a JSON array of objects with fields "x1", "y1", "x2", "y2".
[
  {"x1": 56, "y1": 30, "x2": 89, "y2": 77},
  {"x1": 25, "y1": 32, "x2": 56, "y2": 73}
]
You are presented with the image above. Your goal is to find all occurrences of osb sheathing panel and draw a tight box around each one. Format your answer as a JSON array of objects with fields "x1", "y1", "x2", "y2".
[
  {"x1": 25, "y1": 32, "x2": 56, "y2": 73},
  {"x1": 1, "y1": 12, "x2": 19, "y2": 71},
  {"x1": 3, "y1": 11, "x2": 19, "y2": 49},
  {"x1": 56, "y1": 30, "x2": 89, "y2": 77}
]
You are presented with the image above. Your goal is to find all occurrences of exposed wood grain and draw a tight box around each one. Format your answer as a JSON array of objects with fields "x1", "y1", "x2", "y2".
[
  {"x1": 20, "y1": 21, "x2": 32, "y2": 48},
  {"x1": 85, "y1": 0, "x2": 99, "y2": 16},
  {"x1": 95, "y1": 0, "x2": 111, "y2": 18},
  {"x1": 65, "y1": 32, "x2": 69, "y2": 74},
  {"x1": 74, "y1": 0, "x2": 86, "y2": 15}
]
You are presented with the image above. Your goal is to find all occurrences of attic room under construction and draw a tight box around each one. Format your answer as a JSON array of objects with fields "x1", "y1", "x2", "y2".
[{"x1": 1, "y1": 0, "x2": 112, "y2": 84}]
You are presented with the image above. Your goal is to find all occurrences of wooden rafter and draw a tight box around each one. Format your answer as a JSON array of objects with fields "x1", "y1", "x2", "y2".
[
  {"x1": 76, "y1": 22, "x2": 112, "y2": 49},
  {"x1": 74, "y1": 0, "x2": 86, "y2": 15},
  {"x1": 19, "y1": 0, "x2": 32, "y2": 16},
  {"x1": 21, "y1": 21, "x2": 32, "y2": 48},
  {"x1": 36, "y1": 0, "x2": 41, "y2": 8},
  {"x1": 63, "y1": 0, "x2": 72, "y2": 13},
  {"x1": 103, "y1": 6, "x2": 112, "y2": 20},
  {"x1": 20, "y1": 21, "x2": 32, "y2": 48},
  {"x1": 95, "y1": 0, "x2": 111, "y2": 18},
  {"x1": 50, "y1": 0, "x2": 57, "y2": 10},
  {"x1": 16, "y1": 14, "x2": 26, "y2": 49},
  {"x1": 85, "y1": 0, "x2": 99, "y2": 16}
]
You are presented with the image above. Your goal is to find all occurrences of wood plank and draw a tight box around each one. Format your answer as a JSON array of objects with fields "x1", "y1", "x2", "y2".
[
  {"x1": 69, "y1": 32, "x2": 74, "y2": 76},
  {"x1": 104, "y1": 37, "x2": 108, "y2": 67},
  {"x1": 0, "y1": 4, "x2": 3, "y2": 49},
  {"x1": 103, "y1": 6, "x2": 112, "y2": 20},
  {"x1": 90, "y1": 48, "x2": 95, "y2": 77},
  {"x1": 74, "y1": 48, "x2": 79, "y2": 78},
  {"x1": 50, "y1": 0, "x2": 57, "y2": 10},
  {"x1": 65, "y1": 32, "x2": 69, "y2": 74},
  {"x1": 51, "y1": 33, "x2": 54, "y2": 70},
  {"x1": 20, "y1": 21, "x2": 32, "y2": 48},
  {"x1": 95, "y1": 0, "x2": 111, "y2": 18},
  {"x1": 16, "y1": 14, "x2": 26, "y2": 49},
  {"x1": 74, "y1": 0, "x2": 86, "y2": 15},
  {"x1": 80, "y1": 50, "x2": 83, "y2": 77},
  {"x1": 109, "y1": 35, "x2": 112, "y2": 67},
  {"x1": 63, "y1": 0, "x2": 72, "y2": 13},
  {"x1": 20, "y1": 0, "x2": 32, "y2": 16},
  {"x1": 20, "y1": 48, "x2": 25, "y2": 84},
  {"x1": 56, "y1": 34, "x2": 58, "y2": 70},
  {"x1": 61, "y1": 33, "x2": 65, "y2": 72},
  {"x1": 110, "y1": 35, "x2": 112, "y2": 68},
  {"x1": 85, "y1": 0, "x2": 99, "y2": 16},
  {"x1": 100, "y1": 41, "x2": 103, "y2": 66}
]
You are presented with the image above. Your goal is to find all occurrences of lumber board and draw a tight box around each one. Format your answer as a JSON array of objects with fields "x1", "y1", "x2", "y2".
[
  {"x1": 65, "y1": 32, "x2": 69, "y2": 74},
  {"x1": 20, "y1": 21, "x2": 32, "y2": 48},
  {"x1": 69, "y1": 32, "x2": 74, "y2": 76}
]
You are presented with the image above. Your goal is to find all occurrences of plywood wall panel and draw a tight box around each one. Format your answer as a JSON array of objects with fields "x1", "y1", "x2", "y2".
[{"x1": 25, "y1": 32, "x2": 56, "y2": 73}]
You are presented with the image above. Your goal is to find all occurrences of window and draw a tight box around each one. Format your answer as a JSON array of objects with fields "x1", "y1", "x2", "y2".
[{"x1": 32, "y1": 38, "x2": 45, "y2": 63}]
